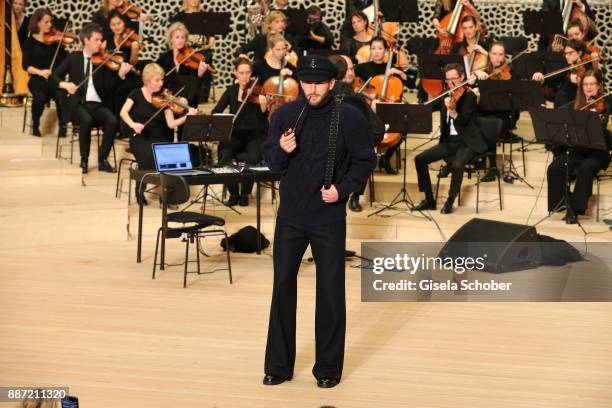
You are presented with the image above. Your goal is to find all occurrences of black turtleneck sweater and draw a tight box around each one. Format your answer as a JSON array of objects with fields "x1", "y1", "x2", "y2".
[{"x1": 263, "y1": 93, "x2": 376, "y2": 225}]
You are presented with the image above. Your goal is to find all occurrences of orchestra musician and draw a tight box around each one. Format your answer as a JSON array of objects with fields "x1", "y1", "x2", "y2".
[
  {"x1": 156, "y1": 22, "x2": 209, "y2": 112},
  {"x1": 532, "y1": 39, "x2": 590, "y2": 108},
  {"x1": 450, "y1": 15, "x2": 489, "y2": 62},
  {"x1": 298, "y1": 6, "x2": 333, "y2": 51},
  {"x1": 13, "y1": 0, "x2": 29, "y2": 46},
  {"x1": 50, "y1": 23, "x2": 133, "y2": 174},
  {"x1": 414, "y1": 63, "x2": 487, "y2": 214},
  {"x1": 22, "y1": 8, "x2": 67, "y2": 137},
  {"x1": 546, "y1": 69, "x2": 610, "y2": 224},
  {"x1": 472, "y1": 41, "x2": 519, "y2": 182},
  {"x1": 212, "y1": 57, "x2": 269, "y2": 207},
  {"x1": 92, "y1": 0, "x2": 152, "y2": 42},
  {"x1": 269, "y1": 0, "x2": 289, "y2": 11},
  {"x1": 340, "y1": 11, "x2": 371, "y2": 63},
  {"x1": 119, "y1": 63, "x2": 199, "y2": 205},
  {"x1": 253, "y1": 32, "x2": 298, "y2": 85},
  {"x1": 236, "y1": 10, "x2": 298, "y2": 63},
  {"x1": 354, "y1": 36, "x2": 409, "y2": 174},
  {"x1": 565, "y1": 19, "x2": 599, "y2": 70},
  {"x1": 340, "y1": 0, "x2": 373, "y2": 47},
  {"x1": 432, "y1": 0, "x2": 481, "y2": 38},
  {"x1": 169, "y1": 0, "x2": 216, "y2": 103},
  {"x1": 329, "y1": 54, "x2": 384, "y2": 212}
]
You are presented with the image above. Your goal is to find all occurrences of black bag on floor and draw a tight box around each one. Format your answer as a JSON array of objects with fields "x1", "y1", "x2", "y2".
[{"x1": 221, "y1": 226, "x2": 270, "y2": 253}]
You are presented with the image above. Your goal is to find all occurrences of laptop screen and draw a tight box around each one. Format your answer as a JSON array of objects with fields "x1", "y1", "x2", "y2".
[{"x1": 152, "y1": 143, "x2": 193, "y2": 172}]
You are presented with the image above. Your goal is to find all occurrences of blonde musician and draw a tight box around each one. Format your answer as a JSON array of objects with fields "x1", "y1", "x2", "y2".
[
  {"x1": 253, "y1": 33, "x2": 297, "y2": 85},
  {"x1": 546, "y1": 70, "x2": 610, "y2": 224},
  {"x1": 236, "y1": 10, "x2": 298, "y2": 62}
]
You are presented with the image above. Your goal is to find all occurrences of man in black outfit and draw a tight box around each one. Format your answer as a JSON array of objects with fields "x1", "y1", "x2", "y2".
[
  {"x1": 262, "y1": 55, "x2": 376, "y2": 388},
  {"x1": 413, "y1": 63, "x2": 487, "y2": 214},
  {"x1": 299, "y1": 6, "x2": 334, "y2": 51},
  {"x1": 50, "y1": 23, "x2": 132, "y2": 174}
]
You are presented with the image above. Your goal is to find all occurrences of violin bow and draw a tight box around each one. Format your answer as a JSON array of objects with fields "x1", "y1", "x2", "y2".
[
  {"x1": 579, "y1": 91, "x2": 611, "y2": 111},
  {"x1": 49, "y1": 19, "x2": 72, "y2": 71},
  {"x1": 233, "y1": 77, "x2": 260, "y2": 123}
]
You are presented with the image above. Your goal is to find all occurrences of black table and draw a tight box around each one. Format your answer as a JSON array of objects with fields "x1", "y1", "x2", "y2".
[{"x1": 129, "y1": 168, "x2": 283, "y2": 262}]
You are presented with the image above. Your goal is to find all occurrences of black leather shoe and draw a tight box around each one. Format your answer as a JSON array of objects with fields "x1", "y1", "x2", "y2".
[
  {"x1": 563, "y1": 211, "x2": 577, "y2": 224},
  {"x1": 348, "y1": 195, "x2": 362, "y2": 212},
  {"x1": 80, "y1": 159, "x2": 88, "y2": 174},
  {"x1": 98, "y1": 159, "x2": 115, "y2": 173},
  {"x1": 440, "y1": 197, "x2": 455, "y2": 214},
  {"x1": 263, "y1": 374, "x2": 290, "y2": 386},
  {"x1": 379, "y1": 156, "x2": 398, "y2": 175},
  {"x1": 317, "y1": 377, "x2": 339, "y2": 389},
  {"x1": 32, "y1": 126, "x2": 41, "y2": 137},
  {"x1": 225, "y1": 195, "x2": 239, "y2": 207},
  {"x1": 413, "y1": 199, "x2": 436, "y2": 211},
  {"x1": 239, "y1": 194, "x2": 249, "y2": 207},
  {"x1": 58, "y1": 125, "x2": 67, "y2": 138},
  {"x1": 480, "y1": 167, "x2": 499, "y2": 182}
]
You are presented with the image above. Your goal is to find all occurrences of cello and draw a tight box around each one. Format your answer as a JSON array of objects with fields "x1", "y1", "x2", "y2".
[{"x1": 262, "y1": 59, "x2": 299, "y2": 116}]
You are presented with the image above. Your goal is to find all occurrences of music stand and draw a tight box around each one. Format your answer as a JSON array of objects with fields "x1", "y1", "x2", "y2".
[
  {"x1": 304, "y1": 49, "x2": 342, "y2": 57},
  {"x1": 181, "y1": 12, "x2": 232, "y2": 37},
  {"x1": 368, "y1": 103, "x2": 433, "y2": 218},
  {"x1": 183, "y1": 114, "x2": 240, "y2": 213},
  {"x1": 379, "y1": 0, "x2": 419, "y2": 23},
  {"x1": 523, "y1": 11, "x2": 563, "y2": 37},
  {"x1": 530, "y1": 105, "x2": 607, "y2": 231},
  {"x1": 283, "y1": 9, "x2": 309, "y2": 36},
  {"x1": 478, "y1": 80, "x2": 545, "y2": 188},
  {"x1": 418, "y1": 54, "x2": 464, "y2": 80}
]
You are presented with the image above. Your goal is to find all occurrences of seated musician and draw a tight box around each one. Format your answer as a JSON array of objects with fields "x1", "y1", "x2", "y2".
[
  {"x1": 450, "y1": 15, "x2": 490, "y2": 60},
  {"x1": 105, "y1": 11, "x2": 143, "y2": 116},
  {"x1": 414, "y1": 63, "x2": 487, "y2": 214},
  {"x1": 432, "y1": 0, "x2": 481, "y2": 38},
  {"x1": 212, "y1": 57, "x2": 269, "y2": 207},
  {"x1": 169, "y1": 0, "x2": 216, "y2": 103},
  {"x1": 565, "y1": 19, "x2": 599, "y2": 70},
  {"x1": 236, "y1": 11, "x2": 298, "y2": 63},
  {"x1": 92, "y1": 0, "x2": 152, "y2": 42},
  {"x1": 532, "y1": 39, "x2": 589, "y2": 108},
  {"x1": 340, "y1": 11, "x2": 372, "y2": 63},
  {"x1": 299, "y1": 6, "x2": 333, "y2": 51},
  {"x1": 119, "y1": 63, "x2": 198, "y2": 205},
  {"x1": 355, "y1": 36, "x2": 409, "y2": 174},
  {"x1": 473, "y1": 41, "x2": 520, "y2": 182},
  {"x1": 22, "y1": 8, "x2": 67, "y2": 137},
  {"x1": 539, "y1": 0, "x2": 595, "y2": 50},
  {"x1": 50, "y1": 23, "x2": 133, "y2": 174},
  {"x1": 253, "y1": 33, "x2": 298, "y2": 86},
  {"x1": 13, "y1": 0, "x2": 29, "y2": 46},
  {"x1": 156, "y1": 22, "x2": 209, "y2": 113},
  {"x1": 546, "y1": 69, "x2": 610, "y2": 224},
  {"x1": 329, "y1": 54, "x2": 384, "y2": 212}
]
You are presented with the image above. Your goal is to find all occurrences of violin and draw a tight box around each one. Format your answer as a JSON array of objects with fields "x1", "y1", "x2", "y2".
[
  {"x1": 114, "y1": 27, "x2": 141, "y2": 48},
  {"x1": 489, "y1": 64, "x2": 511, "y2": 80},
  {"x1": 43, "y1": 27, "x2": 79, "y2": 45},
  {"x1": 151, "y1": 89, "x2": 196, "y2": 115},
  {"x1": 175, "y1": 46, "x2": 206, "y2": 69},
  {"x1": 116, "y1": 1, "x2": 143, "y2": 20},
  {"x1": 91, "y1": 50, "x2": 141, "y2": 76},
  {"x1": 448, "y1": 85, "x2": 467, "y2": 112},
  {"x1": 240, "y1": 80, "x2": 265, "y2": 105}
]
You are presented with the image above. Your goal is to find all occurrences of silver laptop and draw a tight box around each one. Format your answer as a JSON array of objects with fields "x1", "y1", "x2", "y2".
[{"x1": 152, "y1": 142, "x2": 210, "y2": 176}]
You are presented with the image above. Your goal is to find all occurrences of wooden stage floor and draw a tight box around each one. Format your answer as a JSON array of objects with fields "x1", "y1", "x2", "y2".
[{"x1": 1, "y1": 104, "x2": 611, "y2": 407}]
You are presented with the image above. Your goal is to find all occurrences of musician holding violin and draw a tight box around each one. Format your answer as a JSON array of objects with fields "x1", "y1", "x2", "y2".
[
  {"x1": 236, "y1": 11, "x2": 299, "y2": 63},
  {"x1": 50, "y1": 23, "x2": 133, "y2": 174},
  {"x1": 566, "y1": 20, "x2": 599, "y2": 70},
  {"x1": 92, "y1": 0, "x2": 152, "y2": 42},
  {"x1": 546, "y1": 70, "x2": 611, "y2": 224},
  {"x1": 532, "y1": 39, "x2": 591, "y2": 108},
  {"x1": 212, "y1": 57, "x2": 269, "y2": 207},
  {"x1": 414, "y1": 63, "x2": 487, "y2": 214},
  {"x1": 156, "y1": 22, "x2": 209, "y2": 109},
  {"x1": 22, "y1": 8, "x2": 68, "y2": 137},
  {"x1": 540, "y1": 0, "x2": 595, "y2": 50},
  {"x1": 120, "y1": 63, "x2": 199, "y2": 205}
]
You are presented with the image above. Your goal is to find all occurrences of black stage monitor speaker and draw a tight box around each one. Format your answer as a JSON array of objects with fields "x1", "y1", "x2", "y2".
[{"x1": 438, "y1": 218, "x2": 542, "y2": 273}]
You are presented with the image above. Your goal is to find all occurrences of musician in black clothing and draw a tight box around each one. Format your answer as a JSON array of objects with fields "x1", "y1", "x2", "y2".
[
  {"x1": 340, "y1": 11, "x2": 371, "y2": 63},
  {"x1": 50, "y1": 23, "x2": 132, "y2": 174},
  {"x1": 212, "y1": 57, "x2": 269, "y2": 207},
  {"x1": 330, "y1": 54, "x2": 384, "y2": 212},
  {"x1": 156, "y1": 22, "x2": 209, "y2": 111},
  {"x1": 252, "y1": 33, "x2": 298, "y2": 86},
  {"x1": 414, "y1": 63, "x2": 487, "y2": 214},
  {"x1": 532, "y1": 39, "x2": 588, "y2": 108},
  {"x1": 432, "y1": 0, "x2": 481, "y2": 32},
  {"x1": 340, "y1": 0, "x2": 373, "y2": 47},
  {"x1": 236, "y1": 11, "x2": 298, "y2": 62},
  {"x1": 168, "y1": 0, "x2": 216, "y2": 103},
  {"x1": 120, "y1": 63, "x2": 198, "y2": 205},
  {"x1": 298, "y1": 6, "x2": 333, "y2": 51},
  {"x1": 355, "y1": 36, "x2": 409, "y2": 174},
  {"x1": 449, "y1": 15, "x2": 490, "y2": 58},
  {"x1": 540, "y1": 0, "x2": 596, "y2": 49},
  {"x1": 22, "y1": 8, "x2": 67, "y2": 137},
  {"x1": 91, "y1": 0, "x2": 152, "y2": 41},
  {"x1": 262, "y1": 55, "x2": 376, "y2": 389},
  {"x1": 546, "y1": 70, "x2": 610, "y2": 224},
  {"x1": 13, "y1": 0, "x2": 29, "y2": 45}
]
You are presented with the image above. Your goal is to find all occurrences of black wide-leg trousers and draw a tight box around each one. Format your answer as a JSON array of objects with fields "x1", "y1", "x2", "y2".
[{"x1": 264, "y1": 219, "x2": 346, "y2": 381}]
